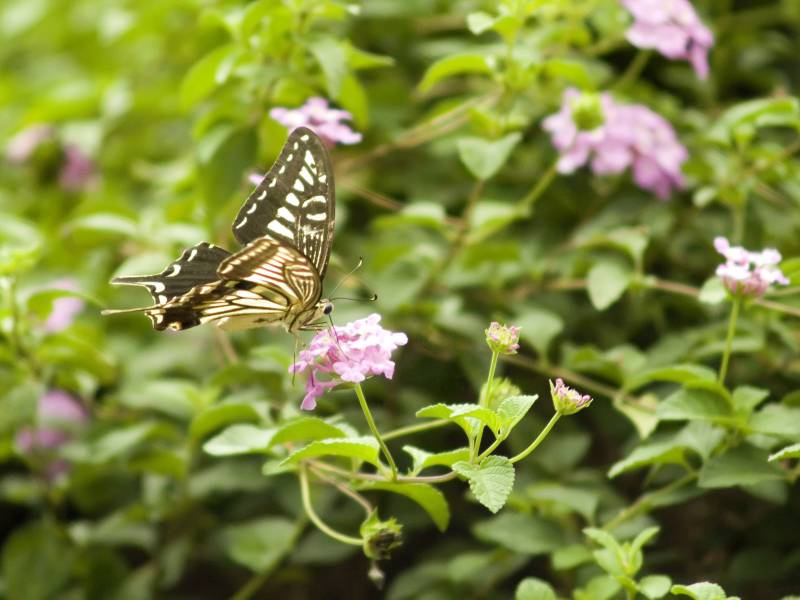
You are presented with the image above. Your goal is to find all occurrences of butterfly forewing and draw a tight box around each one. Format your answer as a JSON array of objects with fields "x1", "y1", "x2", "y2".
[{"x1": 232, "y1": 126, "x2": 335, "y2": 278}]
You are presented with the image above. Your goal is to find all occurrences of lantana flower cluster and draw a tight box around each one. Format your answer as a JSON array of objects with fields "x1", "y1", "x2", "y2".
[
  {"x1": 714, "y1": 237, "x2": 789, "y2": 297},
  {"x1": 43, "y1": 278, "x2": 85, "y2": 333},
  {"x1": 290, "y1": 314, "x2": 408, "y2": 410},
  {"x1": 622, "y1": 0, "x2": 714, "y2": 79},
  {"x1": 485, "y1": 321, "x2": 520, "y2": 355},
  {"x1": 270, "y1": 97, "x2": 362, "y2": 146},
  {"x1": 550, "y1": 378, "x2": 593, "y2": 415},
  {"x1": 543, "y1": 89, "x2": 688, "y2": 199}
]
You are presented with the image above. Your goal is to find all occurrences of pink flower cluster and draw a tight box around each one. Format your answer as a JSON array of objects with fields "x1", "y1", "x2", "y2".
[
  {"x1": 16, "y1": 390, "x2": 88, "y2": 480},
  {"x1": 43, "y1": 278, "x2": 85, "y2": 333},
  {"x1": 551, "y1": 378, "x2": 593, "y2": 415},
  {"x1": 622, "y1": 0, "x2": 714, "y2": 79},
  {"x1": 485, "y1": 321, "x2": 521, "y2": 355},
  {"x1": 4, "y1": 124, "x2": 95, "y2": 192},
  {"x1": 290, "y1": 314, "x2": 408, "y2": 410},
  {"x1": 270, "y1": 97, "x2": 362, "y2": 146},
  {"x1": 543, "y1": 89, "x2": 688, "y2": 199},
  {"x1": 714, "y1": 237, "x2": 789, "y2": 297}
]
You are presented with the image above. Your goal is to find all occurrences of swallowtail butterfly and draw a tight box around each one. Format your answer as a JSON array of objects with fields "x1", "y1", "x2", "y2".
[{"x1": 104, "y1": 127, "x2": 336, "y2": 334}]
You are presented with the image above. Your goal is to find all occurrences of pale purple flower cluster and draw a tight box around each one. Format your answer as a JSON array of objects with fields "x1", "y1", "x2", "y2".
[
  {"x1": 485, "y1": 321, "x2": 520, "y2": 355},
  {"x1": 43, "y1": 278, "x2": 85, "y2": 333},
  {"x1": 714, "y1": 237, "x2": 789, "y2": 297},
  {"x1": 16, "y1": 390, "x2": 88, "y2": 480},
  {"x1": 290, "y1": 314, "x2": 408, "y2": 410},
  {"x1": 622, "y1": 0, "x2": 714, "y2": 79},
  {"x1": 4, "y1": 124, "x2": 94, "y2": 191},
  {"x1": 551, "y1": 378, "x2": 593, "y2": 415},
  {"x1": 270, "y1": 97, "x2": 362, "y2": 146},
  {"x1": 543, "y1": 89, "x2": 688, "y2": 199}
]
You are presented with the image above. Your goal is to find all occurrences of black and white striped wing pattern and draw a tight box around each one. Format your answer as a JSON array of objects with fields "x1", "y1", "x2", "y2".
[{"x1": 232, "y1": 127, "x2": 335, "y2": 279}]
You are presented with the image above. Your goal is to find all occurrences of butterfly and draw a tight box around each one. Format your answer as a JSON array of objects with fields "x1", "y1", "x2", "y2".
[{"x1": 103, "y1": 127, "x2": 336, "y2": 334}]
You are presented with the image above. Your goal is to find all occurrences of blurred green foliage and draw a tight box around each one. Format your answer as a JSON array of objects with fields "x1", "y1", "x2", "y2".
[{"x1": 2, "y1": 0, "x2": 800, "y2": 598}]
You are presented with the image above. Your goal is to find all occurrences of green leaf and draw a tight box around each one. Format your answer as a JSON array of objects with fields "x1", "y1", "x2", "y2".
[
  {"x1": 608, "y1": 439, "x2": 688, "y2": 478},
  {"x1": 221, "y1": 517, "x2": 296, "y2": 572},
  {"x1": 180, "y1": 44, "x2": 238, "y2": 108},
  {"x1": 552, "y1": 544, "x2": 593, "y2": 570},
  {"x1": 68, "y1": 213, "x2": 138, "y2": 239},
  {"x1": 189, "y1": 402, "x2": 261, "y2": 441},
  {"x1": 515, "y1": 577, "x2": 557, "y2": 600},
  {"x1": 626, "y1": 364, "x2": 717, "y2": 391},
  {"x1": 698, "y1": 444, "x2": 784, "y2": 488},
  {"x1": 670, "y1": 581, "x2": 737, "y2": 600},
  {"x1": 453, "y1": 455, "x2": 515, "y2": 513},
  {"x1": 768, "y1": 442, "x2": 800, "y2": 462},
  {"x1": 202, "y1": 424, "x2": 275, "y2": 456},
  {"x1": 731, "y1": 386, "x2": 769, "y2": 414},
  {"x1": 749, "y1": 404, "x2": 800, "y2": 438},
  {"x1": 473, "y1": 513, "x2": 564, "y2": 555},
  {"x1": 496, "y1": 395, "x2": 537, "y2": 434},
  {"x1": 587, "y1": 261, "x2": 632, "y2": 310},
  {"x1": 574, "y1": 574, "x2": 622, "y2": 600},
  {"x1": 657, "y1": 388, "x2": 733, "y2": 424},
  {"x1": 282, "y1": 437, "x2": 380, "y2": 466},
  {"x1": 310, "y1": 37, "x2": 348, "y2": 99},
  {"x1": 416, "y1": 403, "x2": 501, "y2": 437},
  {"x1": 457, "y1": 133, "x2": 522, "y2": 181},
  {"x1": 698, "y1": 277, "x2": 727, "y2": 305},
  {"x1": 89, "y1": 422, "x2": 159, "y2": 463},
  {"x1": 639, "y1": 575, "x2": 671, "y2": 599},
  {"x1": 418, "y1": 53, "x2": 493, "y2": 92},
  {"x1": 403, "y1": 446, "x2": 469, "y2": 475},
  {"x1": 466, "y1": 11, "x2": 496, "y2": 35},
  {"x1": 2, "y1": 520, "x2": 75, "y2": 600},
  {"x1": 270, "y1": 417, "x2": 348, "y2": 446},
  {"x1": 358, "y1": 482, "x2": 450, "y2": 531}
]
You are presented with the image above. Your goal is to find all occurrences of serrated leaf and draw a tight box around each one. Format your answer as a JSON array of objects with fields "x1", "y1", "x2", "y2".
[
  {"x1": 418, "y1": 53, "x2": 493, "y2": 92},
  {"x1": 202, "y1": 424, "x2": 275, "y2": 456},
  {"x1": 453, "y1": 455, "x2": 515, "y2": 513},
  {"x1": 670, "y1": 582, "x2": 737, "y2": 600},
  {"x1": 457, "y1": 133, "x2": 522, "y2": 181},
  {"x1": 732, "y1": 386, "x2": 769, "y2": 414},
  {"x1": 282, "y1": 437, "x2": 380, "y2": 466},
  {"x1": 515, "y1": 577, "x2": 556, "y2": 600},
  {"x1": 698, "y1": 444, "x2": 784, "y2": 488},
  {"x1": 748, "y1": 404, "x2": 800, "y2": 438},
  {"x1": 657, "y1": 388, "x2": 733, "y2": 424},
  {"x1": 587, "y1": 261, "x2": 631, "y2": 310},
  {"x1": 496, "y1": 395, "x2": 537, "y2": 434},
  {"x1": 403, "y1": 445, "x2": 469, "y2": 475},
  {"x1": 416, "y1": 403, "x2": 501, "y2": 437},
  {"x1": 358, "y1": 482, "x2": 450, "y2": 531}
]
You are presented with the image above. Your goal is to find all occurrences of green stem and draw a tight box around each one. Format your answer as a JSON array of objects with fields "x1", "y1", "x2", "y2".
[
  {"x1": 354, "y1": 383, "x2": 398, "y2": 480},
  {"x1": 383, "y1": 419, "x2": 449, "y2": 441},
  {"x1": 718, "y1": 296, "x2": 741, "y2": 385},
  {"x1": 517, "y1": 163, "x2": 558, "y2": 217},
  {"x1": 732, "y1": 202, "x2": 746, "y2": 243},
  {"x1": 471, "y1": 351, "x2": 500, "y2": 462},
  {"x1": 298, "y1": 466, "x2": 363, "y2": 547},
  {"x1": 613, "y1": 50, "x2": 651, "y2": 90},
  {"x1": 509, "y1": 412, "x2": 562, "y2": 464}
]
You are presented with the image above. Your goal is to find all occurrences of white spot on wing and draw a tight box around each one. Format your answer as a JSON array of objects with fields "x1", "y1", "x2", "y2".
[
  {"x1": 268, "y1": 220, "x2": 294, "y2": 238},
  {"x1": 293, "y1": 179, "x2": 304, "y2": 192},
  {"x1": 278, "y1": 165, "x2": 286, "y2": 174},
  {"x1": 302, "y1": 195, "x2": 326, "y2": 207},
  {"x1": 306, "y1": 212, "x2": 326, "y2": 221},
  {"x1": 235, "y1": 216, "x2": 248, "y2": 229},
  {"x1": 166, "y1": 264, "x2": 181, "y2": 277},
  {"x1": 299, "y1": 167, "x2": 314, "y2": 184},
  {"x1": 257, "y1": 190, "x2": 267, "y2": 200},
  {"x1": 300, "y1": 134, "x2": 309, "y2": 141},
  {"x1": 269, "y1": 179, "x2": 277, "y2": 187},
  {"x1": 304, "y1": 150, "x2": 315, "y2": 166},
  {"x1": 188, "y1": 249, "x2": 198, "y2": 262},
  {"x1": 247, "y1": 204, "x2": 257, "y2": 214},
  {"x1": 145, "y1": 281, "x2": 166, "y2": 292},
  {"x1": 277, "y1": 207, "x2": 296, "y2": 222},
  {"x1": 319, "y1": 174, "x2": 327, "y2": 183},
  {"x1": 285, "y1": 192, "x2": 300, "y2": 206},
  {"x1": 286, "y1": 153, "x2": 293, "y2": 161},
  {"x1": 158, "y1": 294, "x2": 168, "y2": 304}
]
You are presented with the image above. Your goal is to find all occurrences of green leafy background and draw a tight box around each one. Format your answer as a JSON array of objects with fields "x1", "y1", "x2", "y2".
[{"x1": 1, "y1": 0, "x2": 800, "y2": 598}]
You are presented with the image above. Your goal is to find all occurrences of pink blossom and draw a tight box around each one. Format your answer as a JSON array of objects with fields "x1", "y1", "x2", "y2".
[
  {"x1": 551, "y1": 378, "x2": 593, "y2": 415},
  {"x1": 270, "y1": 97, "x2": 362, "y2": 146},
  {"x1": 42, "y1": 278, "x2": 85, "y2": 333},
  {"x1": 714, "y1": 237, "x2": 789, "y2": 297},
  {"x1": 38, "y1": 389, "x2": 88, "y2": 424},
  {"x1": 542, "y1": 89, "x2": 688, "y2": 199},
  {"x1": 57, "y1": 145, "x2": 94, "y2": 191},
  {"x1": 621, "y1": 0, "x2": 714, "y2": 79},
  {"x1": 290, "y1": 314, "x2": 408, "y2": 410}
]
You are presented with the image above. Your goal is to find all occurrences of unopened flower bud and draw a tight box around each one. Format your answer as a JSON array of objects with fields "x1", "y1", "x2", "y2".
[
  {"x1": 361, "y1": 513, "x2": 403, "y2": 560},
  {"x1": 570, "y1": 93, "x2": 605, "y2": 131},
  {"x1": 550, "y1": 378, "x2": 592, "y2": 415},
  {"x1": 482, "y1": 377, "x2": 521, "y2": 410},
  {"x1": 485, "y1": 321, "x2": 521, "y2": 355}
]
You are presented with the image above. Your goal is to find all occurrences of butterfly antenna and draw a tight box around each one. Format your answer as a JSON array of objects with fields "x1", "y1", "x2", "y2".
[{"x1": 328, "y1": 257, "x2": 365, "y2": 299}]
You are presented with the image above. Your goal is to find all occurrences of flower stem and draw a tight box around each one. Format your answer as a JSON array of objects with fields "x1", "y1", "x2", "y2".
[
  {"x1": 718, "y1": 296, "x2": 741, "y2": 385},
  {"x1": 354, "y1": 383, "x2": 398, "y2": 480},
  {"x1": 509, "y1": 412, "x2": 561, "y2": 464},
  {"x1": 298, "y1": 466, "x2": 363, "y2": 547},
  {"x1": 471, "y1": 351, "x2": 500, "y2": 462}
]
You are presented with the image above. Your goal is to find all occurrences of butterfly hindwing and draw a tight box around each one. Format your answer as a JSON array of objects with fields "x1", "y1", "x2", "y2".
[
  {"x1": 232, "y1": 126, "x2": 335, "y2": 278},
  {"x1": 111, "y1": 242, "x2": 231, "y2": 305}
]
